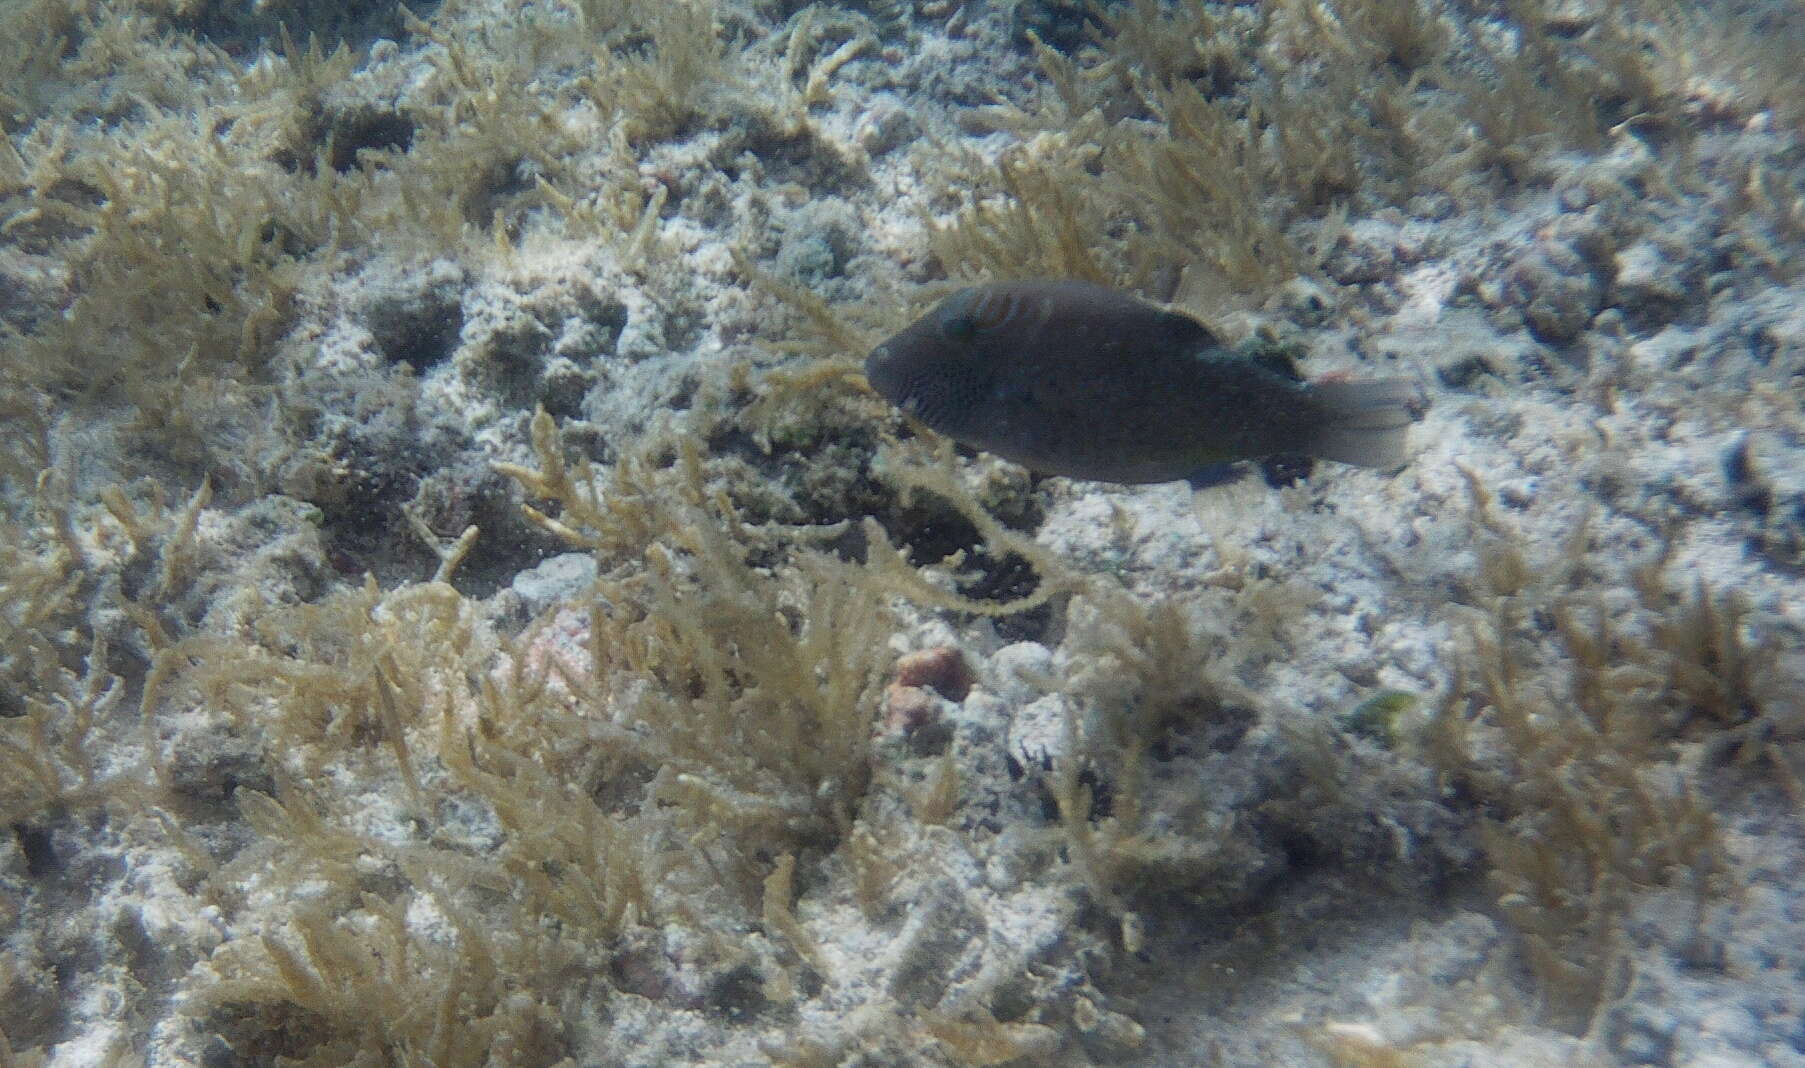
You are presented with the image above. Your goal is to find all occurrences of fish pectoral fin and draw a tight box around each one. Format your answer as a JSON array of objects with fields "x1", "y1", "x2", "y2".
[{"x1": 1185, "y1": 462, "x2": 1247, "y2": 490}]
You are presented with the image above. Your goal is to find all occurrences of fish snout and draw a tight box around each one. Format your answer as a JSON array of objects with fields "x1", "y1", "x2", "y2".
[
  {"x1": 864, "y1": 344, "x2": 903, "y2": 402},
  {"x1": 864, "y1": 335, "x2": 973, "y2": 434}
]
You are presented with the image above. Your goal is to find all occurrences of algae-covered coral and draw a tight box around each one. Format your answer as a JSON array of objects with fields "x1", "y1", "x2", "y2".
[{"x1": 3, "y1": 0, "x2": 1805, "y2": 1064}]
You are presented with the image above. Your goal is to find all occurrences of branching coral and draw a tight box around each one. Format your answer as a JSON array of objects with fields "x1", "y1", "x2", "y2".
[
  {"x1": 0, "y1": 53, "x2": 351, "y2": 466},
  {"x1": 7, "y1": 110, "x2": 311, "y2": 391},
  {"x1": 1425, "y1": 472, "x2": 1770, "y2": 1035},
  {"x1": 498, "y1": 407, "x2": 894, "y2": 845},
  {"x1": 1628, "y1": 557, "x2": 1803, "y2": 804},
  {"x1": 928, "y1": 0, "x2": 1804, "y2": 306},
  {"x1": 130, "y1": 403, "x2": 936, "y2": 1055},
  {"x1": 927, "y1": 143, "x2": 1125, "y2": 289},
  {"x1": 1633, "y1": 564, "x2": 1780, "y2": 731},
  {"x1": 0, "y1": 473, "x2": 213, "y2": 828},
  {"x1": 861, "y1": 442, "x2": 1083, "y2": 618},
  {"x1": 0, "y1": 626, "x2": 118, "y2": 826},
  {"x1": 598, "y1": 529, "x2": 892, "y2": 843},
  {"x1": 150, "y1": 565, "x2": 760, "y2": 1060},
  {"x1": 925, "y1": 2, "x2": 1385, "y2": 302},
  {"x1": 1440, "y1": 600, "x2": 1723, "y2": 1034},
  {"x1": 1040, "y1": 583, "x2": 1279, "y2": 946},
  {"x1": 192, "y1": 891, "x2": 575, "y2": 1067},
  {"x1": 0, "y1": 0, "x2": 734, "y2": 473}
]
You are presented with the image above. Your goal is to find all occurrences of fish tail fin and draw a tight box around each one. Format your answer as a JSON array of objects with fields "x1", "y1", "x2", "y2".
[{"x1": 1305, "y1": 378, "x2": 1422, "y2": 470}]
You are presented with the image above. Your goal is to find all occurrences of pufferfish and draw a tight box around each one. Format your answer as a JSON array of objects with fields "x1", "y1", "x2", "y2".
[{"x1": 864, "y1": 280, "x2": 1421, "y2": 487}]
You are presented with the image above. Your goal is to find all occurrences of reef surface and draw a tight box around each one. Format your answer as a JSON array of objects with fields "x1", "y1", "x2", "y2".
[{"x1": 2, "y1": 1, "x2": 1803, "y2": 1065}]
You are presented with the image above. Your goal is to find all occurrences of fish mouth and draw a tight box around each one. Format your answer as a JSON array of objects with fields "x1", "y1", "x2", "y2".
[
  {"x1": 895, "y1": 385, "x2": 953, "y2": 433},
  {"x1": 867, "y1": 363, "x2": 935, "y2": 425}
]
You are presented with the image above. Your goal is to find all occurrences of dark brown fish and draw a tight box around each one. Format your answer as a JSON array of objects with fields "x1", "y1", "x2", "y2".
[{"x1": 865, "y1": 280, "x2": 1419, "y2": 486}]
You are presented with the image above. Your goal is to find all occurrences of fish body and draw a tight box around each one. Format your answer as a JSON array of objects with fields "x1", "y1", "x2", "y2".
[{"x1": 865, "y1": 280, "x2": 1416, "y2": 485}]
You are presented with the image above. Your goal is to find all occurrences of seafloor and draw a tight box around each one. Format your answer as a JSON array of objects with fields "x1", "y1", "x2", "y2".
[{"x1": 2, "y1": 0, "x2": 1803, "y2": 1065}]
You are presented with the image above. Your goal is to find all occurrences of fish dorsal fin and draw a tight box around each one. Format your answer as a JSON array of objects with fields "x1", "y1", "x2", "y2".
[
  {"x1": 1250, "y1": 350, "x2": 1304, "y2": 382},
  {"x1": 1230, "y1": 336, "x2": 1307, "y2": 382},
  {"x1": 1186, "y1": 462, "x2": 1246, "y2": 490},
  {"x1": 1153, "y1": 307, "x2": 1217, "y2": 352}
]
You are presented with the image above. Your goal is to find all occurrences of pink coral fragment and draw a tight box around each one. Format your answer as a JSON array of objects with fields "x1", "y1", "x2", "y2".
[{"x1": 891, "y1": 646, "x2": 973, "y2": 702}]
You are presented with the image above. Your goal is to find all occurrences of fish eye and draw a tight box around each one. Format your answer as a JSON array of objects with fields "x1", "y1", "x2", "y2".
[{"x1": 940, "y1": 314, "x2": 978, "y2": 343}]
